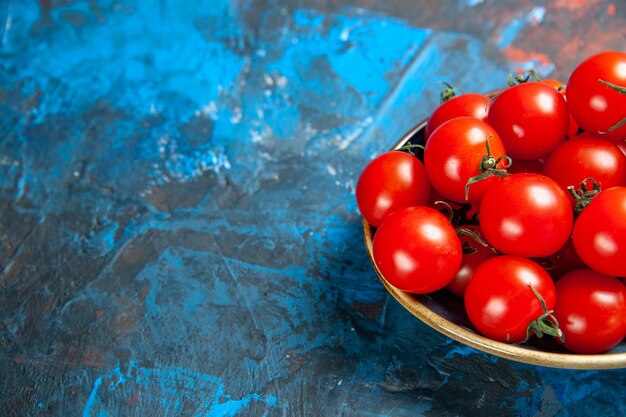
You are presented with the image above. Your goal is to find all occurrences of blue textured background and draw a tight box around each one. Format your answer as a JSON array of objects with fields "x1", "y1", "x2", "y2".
[{"x1": 1, "y1": 1, "x2": 626, "y2": 416}]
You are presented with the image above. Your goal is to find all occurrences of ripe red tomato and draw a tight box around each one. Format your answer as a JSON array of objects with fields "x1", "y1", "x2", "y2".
[
  {"x1": 356, "y1": 151, "x2": 431, "y2": 227},
  {"x1": 553, "y1": 269, "x2": 626, "y2": 353},
  {"x1": 446, "y1": 229, "x2": 496, "y2": 297},
  {"x1": 424, "y1": 93, "x2": 490, "y2": 141},
  {"x1": 488, "y1": 82, "x2": 569, "y2": 160},
  {"x1": 543, "y1": 136, "x2": 626, "y2": 203},
  {"x1": 424, "y1": 117, "x2": 507, "y2": 204},
  {"x1": 464, "y1": 256, "x2": 558, "y2": 343},
  {"x1": 541, "y1": 79, "x2": 580, "y2": 139},
  {"x1": 372, "y1": 206, "x2": 462, "y2": 294},
  {"x1": 478, "y1": 173, "x2": 574, "y2": 258},
  {"x1": 572, "y1": 186, "x2": 626, "y2": 276},
  {"x1": 566, "y1": 51, "x2": 626, "y2": 140}
]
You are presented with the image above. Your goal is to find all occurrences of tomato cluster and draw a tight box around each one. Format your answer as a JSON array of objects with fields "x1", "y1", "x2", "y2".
[{"x1": 356, "y1": 51, "x2": 626, "y2": 354}]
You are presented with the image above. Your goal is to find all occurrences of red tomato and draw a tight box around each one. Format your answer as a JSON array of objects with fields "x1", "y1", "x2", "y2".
[
  {"x1": 372, "y1": 206, "x2": 462, "y2": 294},
  {"x1": 424, "y1": 93, "x2": 490, "y2": 141},
  {"x1": 464, "y1": 256, "x2": 558, "y2": 343},
  {"x1": 424, "y1": 117, "x2": 507, "y2": 204},
  {"x1": 356, "y1": 151, "x2": 430, "y2": 227},
  {"x1": 572, "y1": 186, "x2": 626, "y2": 276},
  {"x1": 541, "y1": 79, "x2": 580, "y2": 139},
  {"x1": 553, "y1": 269, "x2": 626, "y2": 353},
  {"x1": 488, "y1": 82, "x2": 569, "y2": 160},
  {"x1": 479, "y1": 173, "x2": 574, "y2": 258},
  {"x1": 543, "y1": 136, "x2": 626, "y2": 203},
  {"x1": 446, "y1": 229, "x2": 496, "y2": 297},
  {"x1": 566, "y1": 51, "x2": 626, "y2": 140}
]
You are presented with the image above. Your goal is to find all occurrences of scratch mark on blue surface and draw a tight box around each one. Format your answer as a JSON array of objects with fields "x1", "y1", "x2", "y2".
[
  {"x1": 463, "y1": 0, "x2": 485, "y2": 6},
  {"x1": 82, "y1": 363, "x2": 286, "y2": 417},
  {"x1": 497, "y1": 6, "x2": 546, "y2": 48},
  {"x1": 1, "y1": 0, "x2": 13, "y2": 46},
  {"x1": 83, "y1": 376, "x2": 103, "y2": 417}
]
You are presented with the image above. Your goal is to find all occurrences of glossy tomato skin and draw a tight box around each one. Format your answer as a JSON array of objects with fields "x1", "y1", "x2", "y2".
[
  {"x1": 488, "y1": 82, "x2": 569, "y2": 160},
  {"x1": 566, "y1": 51, "x2": 626, "y2": 140},
  {"x1": 553, "y1": 269, "x2": 626, "y2": 354},
  {"x1": 424, "y1": 93, "x2": 490, "y2": 141},
  {"x1": 617, "y1": 140, "x2": 626, "y2": 157},
  {"x1": 572, "y1": 186, "x2": 626, "y2": 276},
  {"x1": 543, "y1": 136, "x2": 626, "y2": 202},
  {"x1": 446, "y1": 230, "x2": 496, "y2": 297},
  {"x1": 372, "y1": 206, "x2": 462, "y2": 294},
  {"x1": 541, "y1": 79, "x2": 580, "y2": 139},
  {"x1": 356, "y1": 151, "x2": 430, "y2": 227},
  {"x1": 479, "y1": 173, "x2": 574, "y2": 258},
  {"x1": 464, "y1": 256, "x2": 557, "y2": 343},
  {"x1": 424, "y1": 117, "x2": 507, "y2": 204}
]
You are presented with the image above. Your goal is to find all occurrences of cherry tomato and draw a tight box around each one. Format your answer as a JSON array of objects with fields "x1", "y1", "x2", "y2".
[
  {"x1": 372, "y1": 206, "x2": 462, "y2": 294},
  {"x1": 488, "y1": 82, "x2": 569, "y2": 160},
  {"x1": 464, "y1": 256, "x2": 557, "y2": 343},
  {"x1": 566, "y1": 51, "x2": 626, "y2": 140},
  {"x1": 543, "y1": 136, "x2": 626, "y2": 204},
  {"x1": 446, "y1": 229, "x2": 496, "y2": 297},
  {"x1": 553, "y1": 269, "x2": 626, "y2": 354},
  {"x1": 356, "y1": 151, "x2": 431, "y2": 227},
  {"x1": 479, "y1": 173, "x2": 574, "y2": 258},
  {"x1": 424, "y1": 117, "x2": 507, "y2": 204},
  {"x1": 541, "y1": 79, "x2": 580, "y2": 139},
  {"x1": 424, "y1": 93, "x2": 490, "y2": 141},
  {"x1": 572, "y1": 186, "x2": 626, "y2": 276}
]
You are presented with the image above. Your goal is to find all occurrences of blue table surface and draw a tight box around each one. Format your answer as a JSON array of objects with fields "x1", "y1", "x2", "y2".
[{"x1": 1, "y1": 1, "x2": 626, "y2": 416}]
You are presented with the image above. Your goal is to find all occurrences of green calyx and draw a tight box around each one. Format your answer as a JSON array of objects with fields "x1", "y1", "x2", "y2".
[
  {"x1": 464, "y1": 139, "x2": 512, "y2": 201},
  {"x1": 398, "y1": 143, "x2": 425, "y2": 156},
  {"x1": 525, "y1": 284, "x2": 565, "y2": 344},
  {"x1": 567, "y1": 177, "x2": 601, "y2": 215},
  {"x1": 440, "y1": 81, "x2": 458, "y2": 103},
  {"x1": 507, "y1": 69, "x2": 542, "y2": 87},
  {"x1": 454, "y1": 227, "x2": 494, "y2": 251},
  {"x1": 599, "y1": 79, "x2": 626, "y2": 95}
]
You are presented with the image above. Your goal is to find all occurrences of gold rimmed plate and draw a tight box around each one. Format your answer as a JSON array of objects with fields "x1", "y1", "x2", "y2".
[{"x1": 362, "y1": 119, "x2": 626, "y2": 370}]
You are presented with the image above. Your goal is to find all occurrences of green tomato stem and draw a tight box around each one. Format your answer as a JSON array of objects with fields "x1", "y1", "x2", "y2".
[
  {"x1": 599, "y1": 79, "x2": 626, "y2": 95},
  {"x1": 604, "y1": 117, "x2": 626, "y2": 134},
  {"x1": 526, "y1": 284, "x2": 565, "y2": 344},
  {"x1": 567, "y1": 177, "x2": 601, "y2": 215},
  {"x1": 398, "y1": 143, "x2": 425, "y2": 156},
  {"x1": 597, "y1": 79, "x2": 626, "y2": 134},
  {"x1": 464, "y1": 139, "x2": 511, "y2": 201},
  {"x1": 508, "y1": 69, "x2": 542, "y2": 86},
  {"x1": 440, "y1": 81, "x2": 458, "y2": 103},
  {"x1": 434, "y1": 200, "x2": 455, "y2": 223},
  {"x1": 454, "y1": 227, "x2": 496, "y2": 252}
]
